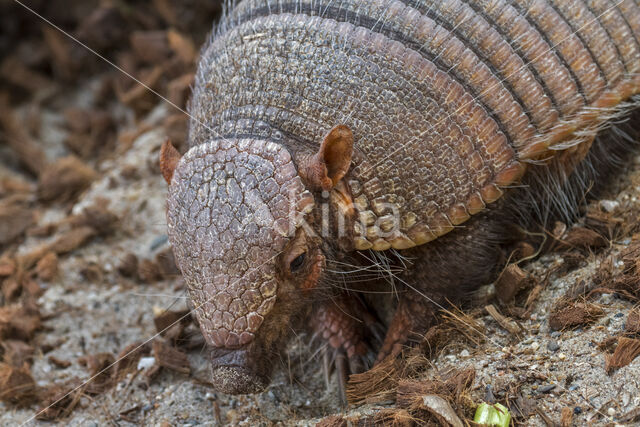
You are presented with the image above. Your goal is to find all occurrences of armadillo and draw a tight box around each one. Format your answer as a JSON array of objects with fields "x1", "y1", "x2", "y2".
[{"x1": 159, "y1": 0, "x2": 640, "y2": 397}]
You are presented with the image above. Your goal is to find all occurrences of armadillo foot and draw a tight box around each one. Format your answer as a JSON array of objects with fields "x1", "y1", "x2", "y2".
[
  {"x1": 376, "y1": 299, "x2": 436, "y2": 364},
  {"x1": 311, "y1": 295, "x2": 382, "y2": 403}
]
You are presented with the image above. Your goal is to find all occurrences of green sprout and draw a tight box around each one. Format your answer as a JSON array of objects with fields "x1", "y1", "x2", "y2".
[{"x1": 474, "y1": 402, "x2": 511, "y2": 427}]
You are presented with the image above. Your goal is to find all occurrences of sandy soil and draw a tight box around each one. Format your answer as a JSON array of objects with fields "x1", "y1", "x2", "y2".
[{"x1": 3, "y1": 2, "x2": 640, "y2": 426}]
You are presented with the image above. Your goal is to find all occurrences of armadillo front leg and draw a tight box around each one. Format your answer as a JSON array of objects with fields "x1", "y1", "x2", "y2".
[
  {"x1": 376, "y1": 299, "x2": 437, "y2": 363},
  {"x1": 310, "y1": 295, "x2": 383, "y2": 401}
]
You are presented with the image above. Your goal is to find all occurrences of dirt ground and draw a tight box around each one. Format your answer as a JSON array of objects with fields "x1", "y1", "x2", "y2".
[{"x1": 3, "y1": 1, "x2": 640, "y2": 426}]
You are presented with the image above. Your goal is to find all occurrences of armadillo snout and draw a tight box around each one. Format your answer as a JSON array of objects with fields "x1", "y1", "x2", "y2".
[{"x1": 209, "y1": 347, "x2": 269, "y2": 394}]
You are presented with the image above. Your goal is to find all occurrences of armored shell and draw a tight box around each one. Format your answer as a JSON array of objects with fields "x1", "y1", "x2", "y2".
[{"x1": 188, "y1": 0, "x2": 640, "y2": 251}]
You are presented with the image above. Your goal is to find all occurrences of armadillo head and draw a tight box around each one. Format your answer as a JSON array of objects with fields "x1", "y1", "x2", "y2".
[{"x1": 161, "y1": 126, "x2": 353, "y2": 394}]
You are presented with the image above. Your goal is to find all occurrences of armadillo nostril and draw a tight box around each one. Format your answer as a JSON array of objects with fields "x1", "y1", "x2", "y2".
[{"x1": 209, "y1": 346, "x2": 248, "y2": 366}]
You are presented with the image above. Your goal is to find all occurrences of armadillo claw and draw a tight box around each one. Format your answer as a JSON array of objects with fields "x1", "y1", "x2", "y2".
[
  {"x1": 321, "y1": 344, "x2": 373, "y2": 405},
  {"x1": 311, "y1": 297, "x2": 381, "y2": 402}
]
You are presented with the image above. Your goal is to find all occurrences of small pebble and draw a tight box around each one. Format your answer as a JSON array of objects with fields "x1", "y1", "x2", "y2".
[
  {"x1": 538, "y1": 384, "x2": 556, "y2": 393},
  {"x1": 574, "y1": 407, "x2": 582, "y2": 414},
  {"x1": 531, "y1": 342, "x2": 540, "y2": 351},
  {"x1": 608, "y1": 407, "x2": 616, "y2": 416},
  {"x1": 558, "y1": 353, "x2": 566, "y2": 360},
  {"x1": 137, "y1": 357, "x2": 155, "y2": 370},
  {"x1": 551, "y1": 331, "x2": 561, "y2": 338},
  {"x1": 547, "y1": 340, "x2": 560, "y2": 352},
  {"x1": 615, "y1": 312, "x2": 624, "y2": 318},
  {"x1": 460, "y1": 349, "x2": 470, "y2": 358},
  {"x1": 150, "y1": 234, "x2": 169, "y2": 251},
  {"x1": 599, "y1": 199, "x2": 619, "y2": 212},
  {"x1": 484, "y1": 385, "x2": 495, "y2": 403}
]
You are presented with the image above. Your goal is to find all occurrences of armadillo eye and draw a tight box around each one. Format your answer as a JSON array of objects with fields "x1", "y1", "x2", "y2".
[{"x1": 289, "y1": 253, "x2": 306, "y2": 272}]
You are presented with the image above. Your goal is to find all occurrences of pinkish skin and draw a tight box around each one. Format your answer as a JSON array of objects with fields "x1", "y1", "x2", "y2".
[{"x1": 164, "y1": 132, "x2": 349, "y2": 394}]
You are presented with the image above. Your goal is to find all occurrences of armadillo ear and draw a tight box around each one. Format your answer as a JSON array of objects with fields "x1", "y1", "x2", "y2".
[
  {"x1": 160, "y1": 139, "x2": 181, "y2": 185},
  {"x1": 302, "y1": 125, "x2": 353, "y2": 191}
]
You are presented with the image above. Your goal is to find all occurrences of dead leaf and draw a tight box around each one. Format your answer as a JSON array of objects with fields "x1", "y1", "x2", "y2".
[
  {"x1": 167, "y1": 29, "x2": 196, "y2": 63},
  {"x1": 417, "y1": 395, "x2": 464, "y2": 427},
  {"x1": 48, "y1": 355, "x2": 71, "y2": 369},
  {"x1": 371, "y1": 408, "x2": 414, "y2": 427},
  {"x1": 38, "y1": 156, "x2": 97, "y2": 202},
  {"x1": 627, "y1": 308, "x2": 640, "y2": 334},
  {"x1": 605, "y1": 337, "x2": 640, "y2": 374},
  {"x1": 315, "y1": 415, "x2": 347, "y2": 427},
  {"x1": 0, "y1": 201, "x2": 34, "y2": 246},
  {"x1": 114, "y1": 341, "x2": 151, "y2": 379},
  {"x1": 69, "y1": 201, "x2": 118, "y2": 236},
  {"x1": 0, "y1": 257, "x2": 16, "y2": 276},
  {"x1": 495, "y1": 264, "x2": 531, "y2": 304},
  {"x1": 485, "y1": 304, "x2": 522, "y2": 336},
  {"x1": 560, "y1": 406, "x2": 573, "y2": 427},
  {"x1": 76, "y1": 6, "x2": 127, "y2": 51},
  {"x1": 153, "y1": 308, "x2": 190, "y2": 342},
  {"x1": 559, "y1": 227, "x2": 608, "y2": 251},
  {"x1": 0, "y1": 96, "x2": 48, "y2": 176},
  {"x1": 49, "y1": 226, "x2": 96, "y2": 255},
  {"x1": 79, "y1": 352, "x2": 115, "y2": 394},
  {"x1": 619, "y1": 407, "x2": 640, "y2": 423},
  {"x1": 35, "y1": 379, "x2": 83, "y2": 421},
  {"x1": 346, "y1": 355, "x2": 403, "y2": 405},
  {"x1": 2, "y1": 276, "x2": 21, "y2": 301},
  {"x1": 0, "y1": 55, "x2": 54, "y2": 93},
  {"x1": 167, "y1": 72, "x2": 194, "y2": 107},
  {"x1": 396, "y1": 368, "x2": 475, "y2": 409},
  {"x1": 35, "y1": 252, "x2": 59, "y2": 281},
  {"x1": 138, "y1": 259, "x2": 163, "y2": 283},
  {"x1": 0, "y1": 362, "x2": 36, "y2": 403},
  {"x1": 549, "y1": 300, "x2": 604, "y2": 331},
  {"x1": 118, "y1": 253, "x2": 139, "y2": 278},
  {"x1": 584, "y1": 209, "x2": 622, "y2": 239},
  {"x1": 152, "y1": 340, "x2": 190, "y2": 375},
  {"x1": 2, "y1": 340, "x2": 34, "y2": 367},
  {"x1": 130, "y1": 31, "x2": 171, "y2": 64},
  {"x1": 0, "y1": 303, "x2": 41, "y2": 340}
]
